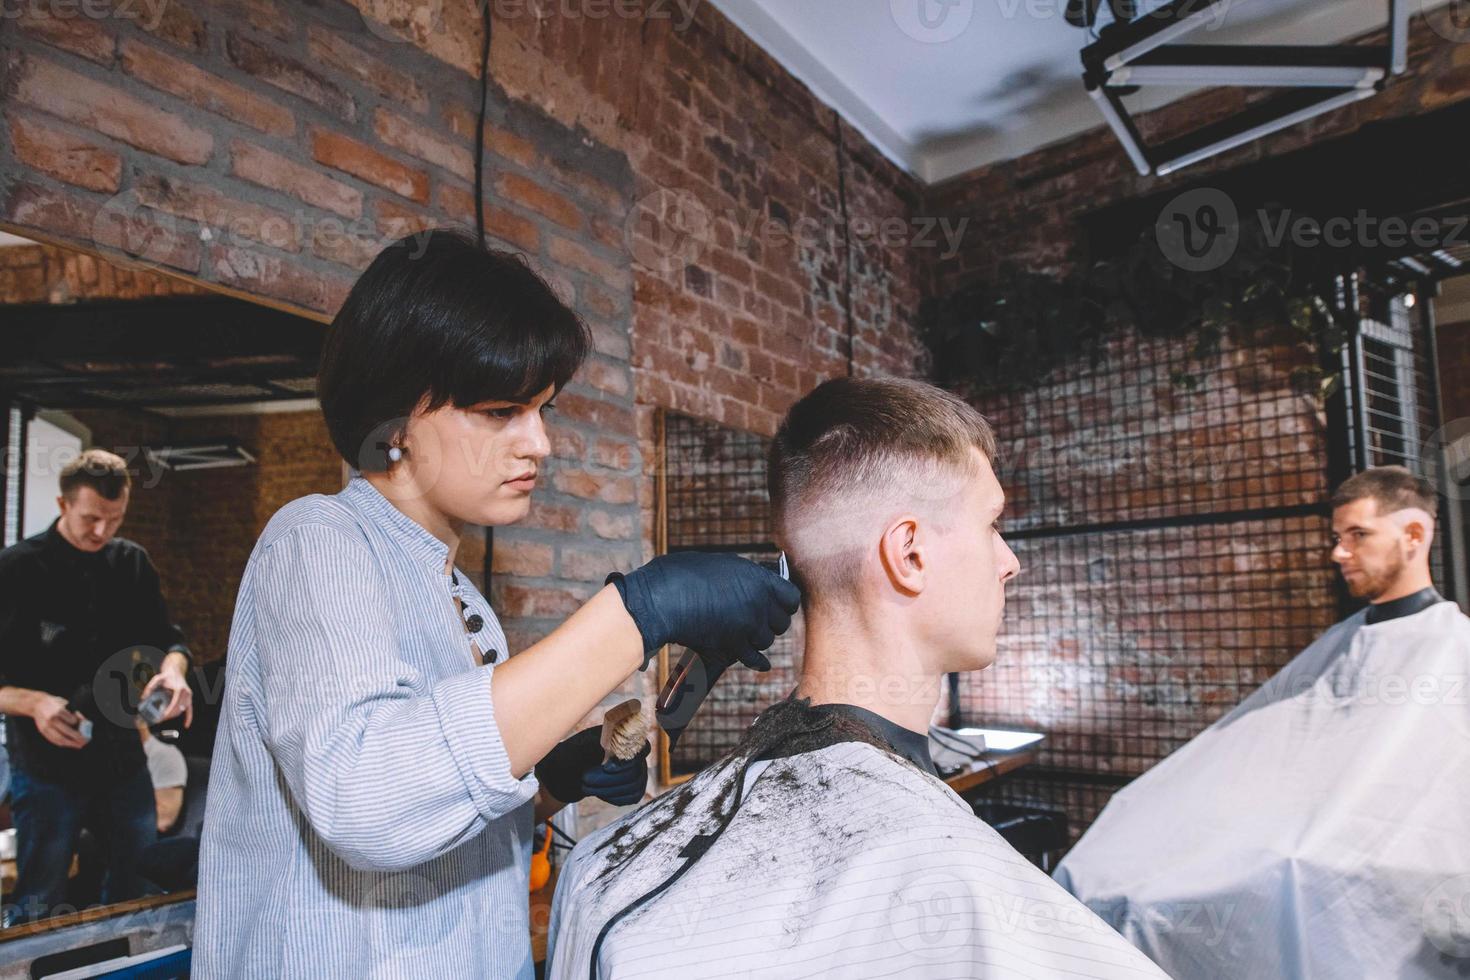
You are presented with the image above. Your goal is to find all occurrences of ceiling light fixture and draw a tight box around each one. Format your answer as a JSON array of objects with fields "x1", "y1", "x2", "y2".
[{"x1": 1075, "y1": 0, "x2": 1410, "y2": 177}]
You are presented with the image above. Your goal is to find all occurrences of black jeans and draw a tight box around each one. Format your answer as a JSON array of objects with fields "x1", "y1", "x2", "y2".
[{"x1": 7, "y1": 763, "x2": 157, "y2": 923}]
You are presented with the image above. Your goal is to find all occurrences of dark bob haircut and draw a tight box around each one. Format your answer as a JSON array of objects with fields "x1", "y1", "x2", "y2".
[{"x1": 318, "y1": 230, "x2": 590, "y2": 472}]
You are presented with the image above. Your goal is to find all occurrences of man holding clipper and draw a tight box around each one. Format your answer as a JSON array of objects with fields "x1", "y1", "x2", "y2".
[{"x1": 0, "y1": 449, "x2": 194, "y2": 925}]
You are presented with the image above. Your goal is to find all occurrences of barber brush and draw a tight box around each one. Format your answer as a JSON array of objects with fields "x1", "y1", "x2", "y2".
[
  {"x1": 600, "y1": 698, "x2": 650, "y2": 763},
  {"x1": 656, "y1": 552, "x2": 788, "y2": 749}
]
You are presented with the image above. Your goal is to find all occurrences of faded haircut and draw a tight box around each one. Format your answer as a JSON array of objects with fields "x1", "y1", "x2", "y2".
[
  {"x1": 768, "y1": 377, "x2": 997, "y2": 601},
  {"x1": 1330, "y1": 466, "x2": 1437, "y2": 521},
  {"x1": 59, "y1": 448, "x2": 131, "y2": 501}
]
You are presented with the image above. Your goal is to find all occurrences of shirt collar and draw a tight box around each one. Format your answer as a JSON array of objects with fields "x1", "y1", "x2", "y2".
[
  {"x1": 1364, "y1": 586, "x2": 1442, "y2": 625},
  {"x1": 342, "y1": 474, "x2": 451, "y2": 574},
  {"x1": 43, "y1": 518, "x2": 103, "y2": 562}
]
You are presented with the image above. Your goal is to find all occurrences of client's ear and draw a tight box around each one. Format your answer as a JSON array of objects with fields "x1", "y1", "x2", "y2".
[{"x1": 878, "y1": 516, "x2": 924, "y2": 596}]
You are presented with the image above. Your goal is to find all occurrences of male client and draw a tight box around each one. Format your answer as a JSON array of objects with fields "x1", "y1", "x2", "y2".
[
  {"x1": 1056, "y1": 466, "x2": 1470, "y2": 978},
  {"x1": 546, "y1": 378, "x2": 1167, "y2": 979}
]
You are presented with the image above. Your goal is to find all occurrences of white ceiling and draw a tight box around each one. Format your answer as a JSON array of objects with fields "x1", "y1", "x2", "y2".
[{"x1": 712, "y1": 0, "x2": 1408, "y2": 184}]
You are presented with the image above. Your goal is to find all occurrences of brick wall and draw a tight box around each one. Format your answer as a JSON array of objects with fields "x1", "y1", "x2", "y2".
[
  {"x1": 67, "y1": 408, "x2": 342, "y2": 665},
  {"x1": 0, "y1": 0, "x2": 931, "y2": 801},
  {"x1": 923, "y1": 9, "x2": 1470, "y2": 835},
  {"x1": 5, "y1": 0, "x2": 1466, "y2": 832},
  {"x1": 0, "y1": 240, "x2": 208, "y2": 301}
]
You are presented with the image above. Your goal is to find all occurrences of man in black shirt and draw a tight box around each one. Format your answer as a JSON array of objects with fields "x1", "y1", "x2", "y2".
[{"x1": 0, "y1": 449, "x2": 194, "y2": 924}]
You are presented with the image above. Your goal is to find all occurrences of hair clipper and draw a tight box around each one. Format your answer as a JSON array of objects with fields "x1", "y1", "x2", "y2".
[{"x1": 655, "y1": 552, "x2": 788, "y2": 749}]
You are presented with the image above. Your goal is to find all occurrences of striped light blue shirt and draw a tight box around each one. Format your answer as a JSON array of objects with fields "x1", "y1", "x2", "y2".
[{"x1": 195, "y1": 476, "x2": 539, "y2": 978}]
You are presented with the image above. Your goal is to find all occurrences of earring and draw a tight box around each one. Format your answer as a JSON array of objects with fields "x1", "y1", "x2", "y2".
[{"x1": 387, "y1": 446, "x2": 404, "y2": 463}]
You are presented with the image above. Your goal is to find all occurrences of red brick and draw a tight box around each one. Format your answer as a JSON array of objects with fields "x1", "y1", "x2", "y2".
[
  {"x1": 591, "y1": 438, "x2": 636, "y2": 471},
  {"x1": 15, "y1": 9, "x2": 114, "y2": 64},
  {"x1": 494, "y1": 584, "x2": 588, "y2": 619},
  {"x1": 587, "y1": 318, "x2": 631, "y2": 361},
  {"x1": 551, "y1": 467, "x2": 637, "y2": 505},
  {"x1": 8, "y1": 114, "x2": 121, "y2": 193},
  {"x1": 526, "y1": 500, "x2": 582, "y2": 534},
  {"x1": 9, "y1": 53, "x2": 213, "y2": 166},
  {"x1": 208, "y1": 242, "x2": 338, "y2": 312},
  {"x1": 376, "y1": 198, "x2": 436, "y2": 239},
  {"x1": 548, "y1": 236, "x2": 628, "y2": 288},
  {"x1": 497, "y1": 172, "x2": 584, "y2": 232},
  {"x1": 142, "y1": 3, "x2": 206, "y2": 52},
  {"x1": 226, "y1": 32, "x2": 356, "y2": 121},
  {"x1": 213, "y1": 0, "x2": 295, "y2": 39},
  {"x1": 432, "y1": 184, "x2": 540, "y2": 252},
  {"x1": 578, "y1": 358, "x2": 631, "y2": 398},
  {"x1": 442, "y1": 105, "x2": 541, "y2": 170},
  {"x1": 231, "y1": 140, "x2": 363, "y2": 219},
  {"x1": 132, "y1": 174, "x2": 302, "y2": 253},
  {"x1": 491, "y1": 540, "x2": 555, "y2": 577},
  {"x1": 307, "y1": 27, "x2": 429, "y2": 115},
  {"x1": 310, "y1": 222, "x2": 381, "y2": 269},
  {"x1": 312, "y1": 129, "x2": 429, "y2": 204},
  {"x1": 545, "y1": 422, "x2": 588, "y2": 462},
  {"x1": 556, "y1": 390, "x2": 635, "y2": 436},
  {"x1": 559, "y1": 546, "x2": 635, "y2": 582},
  {"x1": 588, "y1": 509, "x2": 635, "y2": 541},
  {"x1": 376, "y1": 109, "x2": 475, "y2": 182},
  {"x1": 121, "y1": 40, "x2": 294, "y2": 138},
  {"x1": 488, "y1": 204, "x2": 542, "y2": 253}
]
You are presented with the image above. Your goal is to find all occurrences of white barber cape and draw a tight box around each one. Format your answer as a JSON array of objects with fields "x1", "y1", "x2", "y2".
[
  {"x1": 547, "y1": 738, "x2": 1167, "y2": 979},
  {"x1": 1055, "y1": 597, "x2": 1470, "y2": 979}
]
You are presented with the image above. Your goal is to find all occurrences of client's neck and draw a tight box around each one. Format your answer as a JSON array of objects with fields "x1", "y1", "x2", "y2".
[{"x1": 794, "y1": 601, "x2": 942, "y2": 735}]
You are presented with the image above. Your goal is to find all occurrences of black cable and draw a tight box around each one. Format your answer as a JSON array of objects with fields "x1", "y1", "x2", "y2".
[
  {"x1": 473, "y1": 0, "x2": 492, "y2": 249},
  {"x1": 928, "y1": 727, "x2": 990, "y2": 762},
  {"x1": 550, "y1": 821, "x2": 579, "y2": 849},
  {"x1": 587, "y1": 753, "x2": 760, "y2": 980},
  {"x1": 833, "y1": 109, "x2": 856, "y2": 378}
]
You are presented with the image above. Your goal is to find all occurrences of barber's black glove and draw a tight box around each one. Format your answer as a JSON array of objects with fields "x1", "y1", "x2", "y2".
[
  {"x1": 535, "y1": 726, "x2": 652, "y2": 807},
  {"x1": 607, "y1": 553, "x2": 801, "y2": 671}
]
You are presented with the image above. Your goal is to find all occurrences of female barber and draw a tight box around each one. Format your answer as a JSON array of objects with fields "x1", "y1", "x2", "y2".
[{"x1": 193, "y1": 231, "x2": 798, "y2": 978}]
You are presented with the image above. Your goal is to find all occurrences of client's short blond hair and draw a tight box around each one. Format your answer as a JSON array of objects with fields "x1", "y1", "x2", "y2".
[{"x1": 768, "y1": 377, "x2": 996, "y2": 602}]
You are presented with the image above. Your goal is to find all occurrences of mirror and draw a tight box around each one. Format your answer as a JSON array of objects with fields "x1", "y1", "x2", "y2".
[{"x1": 0, "y1": 232, "x2": 339, "y2": 933}]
